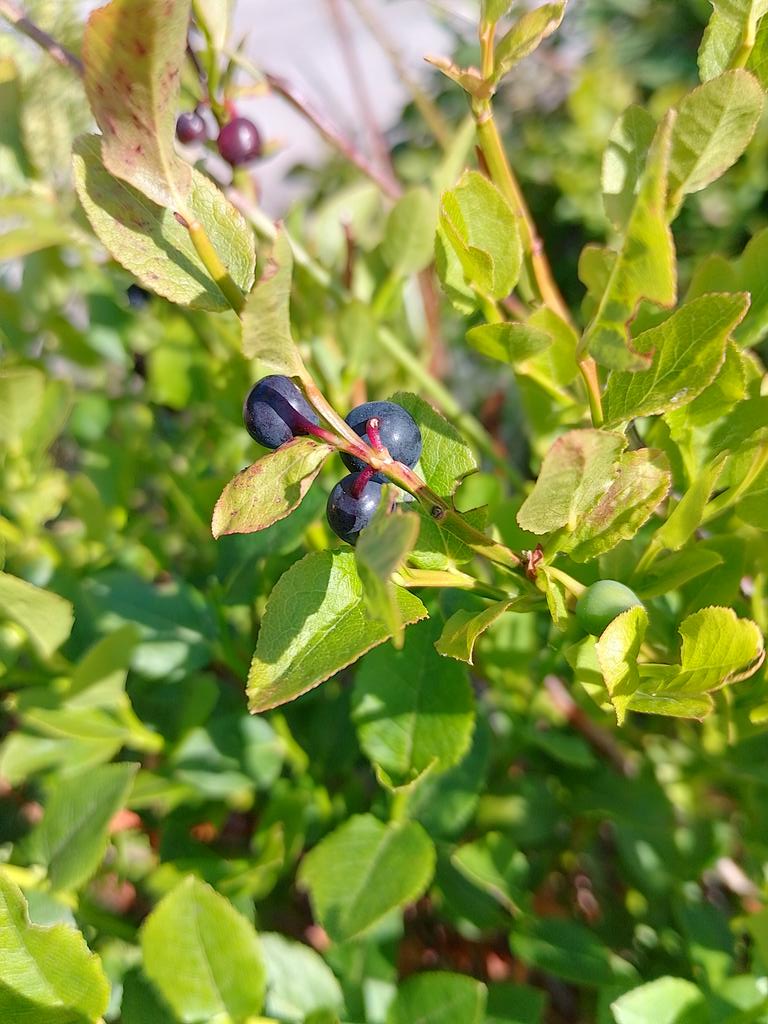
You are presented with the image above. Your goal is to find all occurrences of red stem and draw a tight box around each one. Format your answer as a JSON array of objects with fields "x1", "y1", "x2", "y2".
[
  {"x1": 292, "y1": 414, "x2": 342, "y2": 448},
  {"x1": 351, "y1": 465, "x2": 375, "y2": 498},
  {"x1": 366, "y1": 417, "x2": 384, "y2": 452}
]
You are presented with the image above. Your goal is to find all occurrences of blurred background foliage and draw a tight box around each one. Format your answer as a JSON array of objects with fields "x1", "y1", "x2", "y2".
[{"x1": 1, "y1": 1, "x2": 768, "y2": 1022}]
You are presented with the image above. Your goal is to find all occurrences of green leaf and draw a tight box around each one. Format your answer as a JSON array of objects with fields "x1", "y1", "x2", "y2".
[
  {"x1": 486, "y1": 983, "x2": 546, "y2": 1024},
  {"x1": 664, "y1": 607, "x2": 765, "y2": 693},
  {"x1": 435, "y1": 600, "x2": 514, "y2": 664},
  {"x1": 733, "y1": 229, "x2": 768, "y2": 346},
  {"x1": 668, "y1": 71, "x2": 764, "y2": 215},
  {"x1": 82, "y1": 0, "x2": 192, "y2": 209},
  {"x1": 583, "y1": 113, "x2": 676, "y2": 370},
  {"x1": 522, "y1": 306, "x2": 580, "y2": 386},
  {"x1": 438, "y1": 171, "x2": 522, "y2": 301},
  {"x1": 391, "y1": 392, "x2": 477, "y2": 498},
  {"x1": 355, "y1": 501, "x2": 420, "y2": 645},
  {"x1": 141, "y1": 876, "x2": 266, "y2": 1024},
  {"x1": 565, "y1": 449, "x2": 671, "y2": 561},
  {"x1": 597, "y1": 606, "x2": 765, "y2": 721},
  {"x1": 650, "y1": 457, "x2": 727, "y2": 552},
  {"x1": 242, "y1": 228, "x2": 306, "y2": 374},
  {"x1": 247, "y1": 551, "x2": 427, "y2": 712},
  {"x1": 595, "y1": 605, "x2": 649, "y2": 725},
  {"x1": 0, "y1": 874, "x2": 109, "y2": 1023},
  {"x1": 603, "y1": 293, "x2": 749, "y2": 425},
  {"x1": 192, "y1": 0, "x2": 232, "y2": 50},
  {"x1": 510, "y1": 918, "x2": 636, "y2": 987},
  {"x1": 0, "y1": 60, "x2": 30, "y2": 189},
  {"x1": 28, "y1": 762, "x2": 137, "y2": 891},
  {"x1": 602, "y1": 105, "x2": 657, "y2": 230},
  {"x1": 120, "y1": 968, "x2": 176, "y2": 1024},
  {"x1": 382, "y1": 187, "x2": 437, "y2": 276},
  {"x1": 636, "y1": 549, "x2": 724, "y2": 599},
  {"x1": 352, "y1": 618, "x2": 475, "y2": 781},
  {"x1": 451, "y1": 832, "x2": 529, "y2": 912},
  {"x1": 211, "y1": 437, "x2": 331, "y2": 539},
  {"x1": 386, "y1": 394, "x2": 480, "y2": 570},
  {"x1": 747, "y1": 11, "x2": 768, "y2": 86},
  {"x1": 78, "y1": 569, "x2": 216, "y2": 679},
  {"x1": 466, "y1": 322, "x2": 552, "y2": 364},
  {"x1": 611, "y1": 977, "x2": 706, "y2": 1024},
  {"x1": 0, "y1": 367, "x2": 45, "y2": 449},
  {"x1": 483, "y1": 0, "x2": 514, "y2": 23},
  {"x1": 0, "y1": 572, "x2": 73, "y2": 659},
  {"x1": 493, "y1": 2, "x2": 567, "y2": 82},
  {"x1": 73, "y1": 134, "x2": 255, "y2": 310},
  {"x1": 516, "y1": 428, "x2": 626, "y2": 535},
  {"x1": 698, "y1": 0, "x2": 768, "y2": 80},
  {"x1": 386, "y1": 972, "x2": 487, "y2": 1024},
  {"x1": 121, "y1": 967, "x2": 176, "y2": 1024},
  {"x1": 539, "y1": 565, "x2": 569, "y2": 628},
  {"x1": 298, "y1": 813, "x2": 435, "y2": 943},
  {"x1": 261, "y1": 932, "x2": 345, "y2": 1022}
]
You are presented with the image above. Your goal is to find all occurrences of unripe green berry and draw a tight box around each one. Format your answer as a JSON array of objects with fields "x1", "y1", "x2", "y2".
[{"x1": 575, "y1": 580, "x2": 643, "y2": 636}]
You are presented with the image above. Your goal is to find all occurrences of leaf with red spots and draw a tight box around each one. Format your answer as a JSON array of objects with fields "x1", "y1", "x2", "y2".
[
  {"x1": 73, "y1": 134, "x2": 255, "y2": 309},
  {"x1": 82, "y1": 0, "x2": 192, "y2": 210}
]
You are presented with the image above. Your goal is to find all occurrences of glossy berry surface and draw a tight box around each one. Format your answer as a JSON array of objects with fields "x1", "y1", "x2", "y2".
[
  {"x1": 175, "y1": 110, "x2": 207, "y2": 144},
  {"x1": 340, "y1": 401, "x2": 422, "y2": 481},
  {"x1": 575, "y1": 580, "x2": 643, "y2": 636},
  {"x1": 326, "y1": 473, "x2": 383, "y2": 545},
  {"x1": 217, "y1": 117, "x2": 262, "y2": 166},
  {"x1": 243, "y1": 375, "x2": 318, "y2": 450}
]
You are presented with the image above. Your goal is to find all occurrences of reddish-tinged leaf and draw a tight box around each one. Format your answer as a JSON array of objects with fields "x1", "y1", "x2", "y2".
[
  {"x1": 83, "y1": 0, "x2": 192, "y2": 209},
  {"x1": 212, "y1": 437, "x2": 331, "y2": 539}
]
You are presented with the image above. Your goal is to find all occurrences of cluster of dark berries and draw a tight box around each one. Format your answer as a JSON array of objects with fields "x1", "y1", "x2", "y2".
[
  {"x1": 243, "y1": 376, "x2": 422, "y2": 544},
  {"x1": 175, "y1": 110, "x2": 262, "y2": 166}
]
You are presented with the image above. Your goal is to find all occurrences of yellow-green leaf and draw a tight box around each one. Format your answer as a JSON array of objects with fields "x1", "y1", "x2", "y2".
[
  {"x1": 0, "y1": 572, "x2": 73, "y2": 659},
  {"x1": 82, "y1": 0, "x2": 192, "y2": 209},
  {"x1": 73, "y1": 134, "x2": 255, "y2": 309},
  {"x1": 583, "y1": 113, "x2": 677, "y2": 370},
  {"x1": 516, "y1": 429, "x2": 626, "y2": 535},
  {"x1": 211, "y1": 437, "x2": 332, "y2": 538},
  {"x1": 603, "y1": 292, "x2": 749, "y2": 425},
  {"x1": 668, "y1": 70, "x2": 764, "y2": 215},
  {"x1": 241, "y1": 228, "x2": 306, "y2": 376},
  {"x1": 0, "y1": 874, "x2": 109, "y2": 1023}
]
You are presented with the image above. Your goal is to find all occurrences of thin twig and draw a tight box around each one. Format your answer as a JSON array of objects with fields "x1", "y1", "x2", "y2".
[
  {"x1": 348, "y1": 0, "x2": 451, "y2": 149},
  {"x1": 324, "y1": 0, "x2": 395, "y2": 181},
  {"x1": 0, "y1": 0, "x2": 83, "y2": 74},
  {"x1": 264, "y1": 71, "x2": 400, "y2": 199},
  {"x1": 544, "y1": 675, "x2": 635, "y2": 776}
]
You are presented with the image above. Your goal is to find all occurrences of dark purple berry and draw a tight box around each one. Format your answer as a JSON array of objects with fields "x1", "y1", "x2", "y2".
[
  {"x1": 341, "y1": 401, "x2": 422, "y2": 481},
  {"x1": 176, "y1": 110, "x2": 207, "y2": 144},
  {"x1": 243, "y1": 375, "x2": 319, "y2": 450},
  {"x1": 217, "y1": 117, "x2": 262, "y2": 166},
  {"x1": 326, "y1": 473, "x2": 383, "y2": 544}
]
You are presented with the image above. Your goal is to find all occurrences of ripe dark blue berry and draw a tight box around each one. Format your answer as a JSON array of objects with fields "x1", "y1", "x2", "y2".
[
  {"x1": 217, "y1": 117, "x2": 262, "y2": 166},
  {"x1": 176, "y1": 110, "x2": 207, "y2": 144},
  {"x1": 243, "y1": 375, "x2": 318, "y2": 450},
  {"x1": 326, "y1": 473, "x2": 383, "y2": 544},
  {"x1": 126, "y1": 283, "x2": 151, "y2": 309},
  {"x1": 340, "y1": 401, "x2": 422, "y2": 481}
]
